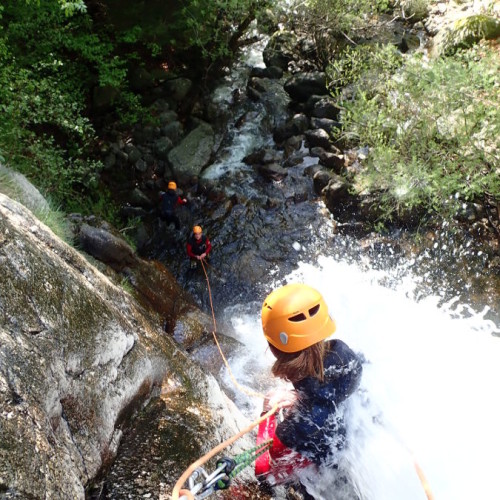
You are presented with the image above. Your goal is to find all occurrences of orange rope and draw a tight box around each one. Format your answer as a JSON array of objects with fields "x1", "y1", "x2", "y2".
[
  {"x1": 200, "y1": 259, "x2": 265, "y2": 399},
  {"x1": 388, "y1": 424, "x2": 435, "y2": 500},
  {"x1": 174, "y1": 259, "x2": 434, "y2": 500},
  {"x1": 171, "y1": 404, "x2": 279, "y2": 500},
  {"x1": 413, "y1": 457, "x2": 435, "y2": 500},
  {"x1": 170, "y1": 259, "x2": 274, "y2": 499}
]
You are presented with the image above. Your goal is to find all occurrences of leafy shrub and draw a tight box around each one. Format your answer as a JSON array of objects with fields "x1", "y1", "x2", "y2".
[
  {"x1": 0, "y1": 59, "x2": 103, "y2": 207},
  {"x1": 288, "y1": 0, "x2": 396, "y2": 66},
  {"x1": 0, "y1": 0, "x2": 141, "y2": 215},
  {"x1": 335, "y1": 43, "x2": 500, "y2": 222},
  {"x1": 326, "y1": 43, "x2": 402, "y2": 95},
  {"x1": 439, "y1": 15, "x2": 500, "y2": 55},
  {"x1": 177, "y1": 0, "x2": 271, "y2": 62}
]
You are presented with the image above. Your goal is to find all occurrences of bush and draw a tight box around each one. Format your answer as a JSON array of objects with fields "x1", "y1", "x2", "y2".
[
  {"x1": 335, "y1": 42, "x2": 500, "y2": 222},
  {"x1": 289, "y1": 0, "x2": 394, "y2": 65},
  {"x1": 0, "y1": 0, "x2": 136, "y2": 216},
  {"x1": 438, "y1": 15, "x2": 500, "y2": 55},
  {"x1": 175, "y1": 0, "x2": 271, "y2": 63},
  {"x1": 326, "y1": 43, "x2": 402, "y2": 96}
]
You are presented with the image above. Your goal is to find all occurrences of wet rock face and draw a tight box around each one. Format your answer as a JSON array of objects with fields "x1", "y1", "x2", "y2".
[
  {"x1": 0, "y1": 194, "x2": 165, "y2": 497},
  {"x1": 263, "y1": 30, "x2": 298, "y2": 70},
  {"x1": 93, "y1": 369, "x2": 257, "y2": 500},
  {"x1": 0, "y1": 193, "x2": 248, "y2": 498}
]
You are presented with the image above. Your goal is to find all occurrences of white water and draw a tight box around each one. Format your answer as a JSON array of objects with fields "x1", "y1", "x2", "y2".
[
  {"x1": 222, "y1": 256, "x2": 500, "y2": 500},
  {"x1": 200, "y1": 19, "x2": 500, "y2": 500}
]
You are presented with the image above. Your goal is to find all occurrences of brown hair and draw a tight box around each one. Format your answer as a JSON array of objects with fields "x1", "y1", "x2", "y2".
[{"x1": 269, "y1": 341, "x2": 327, "y2": 383}]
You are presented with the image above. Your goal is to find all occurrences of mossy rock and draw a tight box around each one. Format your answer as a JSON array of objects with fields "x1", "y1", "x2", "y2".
[
  {"x1": 263, "y1": 30, "x2": 298, "y2": 70},
  {"x1": 399, "y1": 0, "x2": 429, "y2": 23}
]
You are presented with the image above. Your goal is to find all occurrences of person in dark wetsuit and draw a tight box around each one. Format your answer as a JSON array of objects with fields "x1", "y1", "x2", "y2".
[
  {"x1": 261, "y1": 283, "x2": 363, "y2": 470},
  {"x1": 186, "y1": 225, "x2": 212, "y2": 268},
  {"x1": 159, "y1": 181, "x2": 187, "y2": 230}
]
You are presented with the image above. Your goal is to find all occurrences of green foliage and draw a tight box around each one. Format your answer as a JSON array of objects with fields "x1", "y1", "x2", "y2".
[
  {"x1": 23, "y1": 0, "x2": 87, "y2": 16},
  {"x1": 0, "y1": 54, "x2": 103, "y2": 209},
  {"x1": 290, "y1": 0, "x2": 394, "y2": 65},
  {"x1": 326, "y1": 43, "x2": 402, "y2": 95},
  {"x1": 0, "y1": 0, "x2": 146, "y2": 216},
  {"x1": 336, "y1": 43, "x2": 500, "y2": 222},
  {"x1": 35, "y1": 203, "x2": 74, "y2": 242},
  {"x1": 178, "y1": 0, "x2": 270, "y2": 62},
  {"x1": 58, "y1": 0, "x2": 87, "y2": 16},
  {"x1": 120, "y1": 276, "x2": 135, "y2": 295},
  {"x1": 440, "y1": 15, "x2": 500, "y2": 55},
  {"x1": 119, "y1": 217, "x2": 141, "y2": 251}
]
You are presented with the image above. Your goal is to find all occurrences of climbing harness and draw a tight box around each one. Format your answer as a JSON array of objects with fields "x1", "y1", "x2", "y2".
[
  {"x1": 178, "y1": 440, "x2": 273, "y2": 500},
  {"x1": 171, "y1": 259, "x2": 435, "y2": 500},
  {"x1": 172, "y1": 407, "x2": 279, "y2": 500}
]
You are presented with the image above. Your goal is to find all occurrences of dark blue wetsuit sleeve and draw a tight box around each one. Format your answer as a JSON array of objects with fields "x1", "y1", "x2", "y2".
[{"x1": 323, "y1": 340, "x2": 363, "y2": 405}]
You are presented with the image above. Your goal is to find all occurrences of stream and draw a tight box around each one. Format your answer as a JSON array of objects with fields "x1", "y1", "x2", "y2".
[
  {"x1": 198, "y1": 41, "x2": 500, "y2": 500},
  {"x1": 106, "y1": 31, "x2": 500, "y2": 500}
]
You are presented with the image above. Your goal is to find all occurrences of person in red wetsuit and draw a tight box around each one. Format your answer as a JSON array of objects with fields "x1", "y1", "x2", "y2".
[
  {"x1": 186, "y1": 225, "x2": 212, "y2": 268},
  {"x1": 159, "y1": 181, "x2": 187, "y2": 230},
  {"x1": 256, "y1": 284, "x2": 363, "y2": 494}
]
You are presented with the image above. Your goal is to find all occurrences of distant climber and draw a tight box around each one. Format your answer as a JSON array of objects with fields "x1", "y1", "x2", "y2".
[
  {"x1": 186, "y1": 225, "x2": 212, "y2": 268},
  {"x1": 159, "y1": 181, "x2": 187, "y2": 230}
]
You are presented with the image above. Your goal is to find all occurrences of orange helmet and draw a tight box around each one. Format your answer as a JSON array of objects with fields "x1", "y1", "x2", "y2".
[
  {"x1": 193, "y1": 225, "x2": 202, "y2": 234},
  {"x1": 261, "y1": 284, "x2": 336, "y2": 353},
  {"x1": 168, "y1": 181, "x2": 177, "y2": 190}
]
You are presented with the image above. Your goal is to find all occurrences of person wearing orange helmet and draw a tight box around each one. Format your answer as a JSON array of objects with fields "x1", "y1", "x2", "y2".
[
  {"x1": 256, "y1": 284, "x2": 363, "y2": 486},
  {"x1": 159, "y1": 181, "x2": 187, "y2": 230},
  {"x1": 186, "y1": 225, "x2": 212, "y2": 268}
]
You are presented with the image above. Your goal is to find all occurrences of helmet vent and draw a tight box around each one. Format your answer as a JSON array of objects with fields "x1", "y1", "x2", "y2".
[
  {"x1": 289, "y1": 313, "x2": 307, "y2": 322},
  {"x1": 309, "y1": 304, "x2": 320, "y2": 317}
]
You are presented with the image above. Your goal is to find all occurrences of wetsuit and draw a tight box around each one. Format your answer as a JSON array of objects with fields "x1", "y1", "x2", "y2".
[
  {"x1": 276, "y1": 339, "x2": 363, "y2": 466},
  {"x1": 160, "y1": 190, "x2": 186, "y2": 230},
  {"x1": 186, "y1": 234, "x2": 212, "y2": 260}
]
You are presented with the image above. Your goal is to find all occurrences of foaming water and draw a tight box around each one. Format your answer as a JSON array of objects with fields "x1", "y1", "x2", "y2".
[{"x1": 222, "y1": 257, "x2": 500, "y2": 500}]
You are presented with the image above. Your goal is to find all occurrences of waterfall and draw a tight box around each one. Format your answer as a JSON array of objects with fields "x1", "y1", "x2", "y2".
[
  {"x1": 181, "y1": 21, "x2": 500, "y2": 500},
  {"x1": 221, "y1": 257, "x2": 500, "y2": 499}
]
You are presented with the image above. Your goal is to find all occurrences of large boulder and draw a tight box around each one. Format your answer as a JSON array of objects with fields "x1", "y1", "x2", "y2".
[
  {"x1": 284, "y1": 72, "x2": 328, "y2": 102},
  {"x1": 78, "y1": 222, "x2": 138, "y2": 270},
  {"x1": 163, "y1": 77, "x2": 193, "y2": 102},
  {"x1": 305, "y1": 128, "x2": 332, "y2": 150},
  {"x1": 432, "y1": 14, "x2": 500, "y2": 56},
  {"x1": 0, "y1": 165, "x2": 50, "y2": 214},
  {"x1": 322, "y1": 175, "x2": 357, "y2": 217},
  {"x1": 0, "y1": 193, "x2": 251, "y2": 498},
  {"x1": 263, "y1": 30, "x2": 298, "y2": 70},
  {"x1": 168, "y1": 122, "x2": 215, "y2": 180}
]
